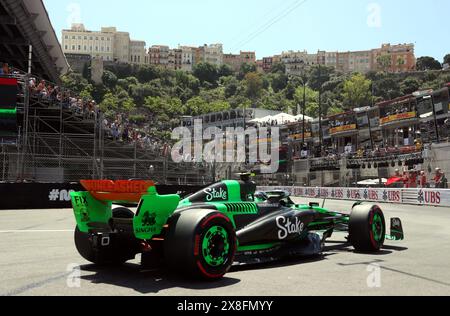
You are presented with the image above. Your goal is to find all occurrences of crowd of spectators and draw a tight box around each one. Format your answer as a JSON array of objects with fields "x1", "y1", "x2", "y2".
[
  {"x1": 384, "y1": 103, "x2": 410, "y2": 117},
  {"x1": 390, "y1": 167, "x2": 448, "y2": 189},
  {"x1": 102, "y1": 113, "x2": 171, "y2": 156},
  {"x1": 330, "y1": 119, "x2": 356, "y2": 129}
]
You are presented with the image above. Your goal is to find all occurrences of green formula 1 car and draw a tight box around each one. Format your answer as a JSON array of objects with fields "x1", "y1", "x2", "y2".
[{"x1": 71, "y1": 175, "x2": 404, "y2": 280}]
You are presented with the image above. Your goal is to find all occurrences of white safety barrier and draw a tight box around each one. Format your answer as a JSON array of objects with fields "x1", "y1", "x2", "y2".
[{"x1": 257, "y1": 186, "x2": 450, "y2": 208}]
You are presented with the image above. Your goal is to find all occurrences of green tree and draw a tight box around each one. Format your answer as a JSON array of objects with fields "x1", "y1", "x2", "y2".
[
  {"x1": 218, "y1": 64, "x2": 234, "y2": 77},
  {"x1": 270, "y1": 73, "x2": 288, "y2": 93},
  {"x1": 240, "y1": 63, "x2": 257, "y2": 78},
  {"x1": 270, "y1": 62, "x2": 286, "y2": 74},
  {"x1": 244, "y1": 72, "x2": 263, "y2": 99},
  {"x1": 377, "y1": 54, "x2": 392, "y2": 72},
  {"x1": 294, "y1": 86, "x2": 319, "y2": 117},
  {"x1": 99, "y1": 92, "x2": 119, "y2": 112},
  {"x1": 307, "y1": 65, "x2": 334, "y2": 91},
  {"x1": 401, "y1": 77, "x2": 421, "y2": 95},
  {"x1": 102, "y1": 70, "x2": 118, "y2": 89},
  {"x1": 416, "y1": 56, "x2": 442, "y2": 71},
  {"x1": 193, "y1": 62, "x2": 219, "y2": 86},
  {"x1": 341, "y1": 73, "x2": 373, "y2": 109}
]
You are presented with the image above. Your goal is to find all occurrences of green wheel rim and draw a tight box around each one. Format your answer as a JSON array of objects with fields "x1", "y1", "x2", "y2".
[
  {"x1": 372, "y1": 214, "x2": 384, "y2": 242},
  {"x1": 201, "y1": 226, "x2": 230, "y2": 267}
]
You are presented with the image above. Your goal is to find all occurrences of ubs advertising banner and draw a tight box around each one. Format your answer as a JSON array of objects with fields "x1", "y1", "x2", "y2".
[{"x1": 258, "y1": 186, "x2": 450, "y2": 208}]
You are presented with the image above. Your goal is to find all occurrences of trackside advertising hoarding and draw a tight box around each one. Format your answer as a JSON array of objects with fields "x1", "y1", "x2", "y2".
[{"x1": 258, "y1": 187, "x2": 450, "y2": 208}]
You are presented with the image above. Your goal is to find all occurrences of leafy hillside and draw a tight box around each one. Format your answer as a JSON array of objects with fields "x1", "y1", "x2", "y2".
[{"x1": 61, "y1": 61, "x2": 450, "y2": 139}]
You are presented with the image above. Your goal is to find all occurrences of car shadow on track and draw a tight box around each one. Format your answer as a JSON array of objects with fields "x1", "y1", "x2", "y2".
[{"x1": 80, "y1": 263, "x2": 240, "y2": 294}]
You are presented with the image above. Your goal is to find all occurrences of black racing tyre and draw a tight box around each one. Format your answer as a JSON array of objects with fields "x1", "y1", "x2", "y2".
[
  {"x1": 111, "y1": 207, "x2": 135, "y2": 219},
  {"x1": 164, "y1": 210, "x2": 237, "y2": 281},
  {"x1": 74, "y1": 208, "x2": 135, "y2": 265},
  {"x1": 349, "y1": 204, "x2": 386, "y2": 252}
]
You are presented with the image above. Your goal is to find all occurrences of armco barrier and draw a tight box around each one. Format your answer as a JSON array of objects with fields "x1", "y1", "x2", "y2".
[
  {"x1": 258, "y1": 186, "x2": 450, "y2": 208},
  {"x1": 0, "y1": 183, "x2": 204, "y2": 210}
]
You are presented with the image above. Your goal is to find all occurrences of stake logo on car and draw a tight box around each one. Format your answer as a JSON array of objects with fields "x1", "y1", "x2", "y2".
[
  {"x1": 204, "y1": 187, "x2": 228, "y2": 202},
  {"x1": 276, "y1": 216, "x2": 305, "y2": 240}
]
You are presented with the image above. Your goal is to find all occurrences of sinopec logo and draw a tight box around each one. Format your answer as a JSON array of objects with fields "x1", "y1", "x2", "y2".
[{"x1": 424, "y1": 191, "x2": 441, "y2": 205}]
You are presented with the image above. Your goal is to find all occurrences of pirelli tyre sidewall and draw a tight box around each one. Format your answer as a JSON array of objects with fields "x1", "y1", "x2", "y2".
[
  {"x1": 349, "y1": 204, "x2": 386, "y2": 252},
  {"x1": 164, "y1": 210, "x2": 237, "y2": 281}
]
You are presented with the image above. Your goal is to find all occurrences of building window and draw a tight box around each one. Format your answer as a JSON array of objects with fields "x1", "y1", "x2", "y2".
[
  {"x1": 78, "y1": 45, "x2": 81, "y2": 51},
  {"x1": 72, "y1": 45, "x2": 75, "y2": 50},
  {"x1": 65, "y1": 45, "x2": 68, "y2": 50},
  {"x1": 64, "y1": 35, "x2": 68, "y2": 39},
  {"x1": 72, "y1": 36, "x2": 75, "y2": 39}
]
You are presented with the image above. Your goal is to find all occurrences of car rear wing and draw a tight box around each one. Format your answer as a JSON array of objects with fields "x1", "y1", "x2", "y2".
[{"x1": 71, "y1": 180, "x2": 180, "y2": 240}]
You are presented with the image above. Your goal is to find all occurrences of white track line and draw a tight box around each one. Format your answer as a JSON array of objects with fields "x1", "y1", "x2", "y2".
[{"x1": 0, "y1": 230, "x2": 73, "y2": 233}]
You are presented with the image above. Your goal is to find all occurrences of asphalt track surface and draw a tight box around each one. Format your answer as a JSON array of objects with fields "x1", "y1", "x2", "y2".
[{"x1": 1, "y1": 199, "x2": 449, "y2": 296}]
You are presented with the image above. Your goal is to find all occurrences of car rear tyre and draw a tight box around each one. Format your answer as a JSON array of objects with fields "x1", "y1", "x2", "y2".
[
  {"x1": 164, "y1": 210, "x2": 237, "y2": 281},
  {"x1": 349, "y1": 204, "x2": 386, "y2": 252},
  {"x1": 74, "y1": 208, "x2": 135, "y2": 265}
]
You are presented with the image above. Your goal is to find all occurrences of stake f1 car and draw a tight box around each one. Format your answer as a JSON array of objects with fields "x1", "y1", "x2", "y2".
[{"x1": 71, "y1": 175, "x2": 404, "y2": 280}]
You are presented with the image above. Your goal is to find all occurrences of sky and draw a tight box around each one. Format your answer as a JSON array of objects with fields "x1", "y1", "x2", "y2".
[{"x1": 43, "y1": 0, "x2": 450, "y2": 61}]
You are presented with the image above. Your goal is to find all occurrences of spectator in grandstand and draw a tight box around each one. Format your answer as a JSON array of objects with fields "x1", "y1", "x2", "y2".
[
  {"x1": 419, "y1": 171, "x2": 428, "y2": 188},
  {"x1": 0, "y1": 62, "x2": 10, "y2": 75},
  {"x1": 344, "y1": 143, "x2": 353, "y2": 156},
  {"x1": 36, "y1": 80, "x2": 47, "y2": 98},
  {"x1": 300, "y1": 146, "x2": 308, "y2": 159},
  {"x1": 434, "y1": 168, "x2": 448, "y2": 189},
  {"x1": 407, "y1": 170, "x2": 418, "y2": 188}
]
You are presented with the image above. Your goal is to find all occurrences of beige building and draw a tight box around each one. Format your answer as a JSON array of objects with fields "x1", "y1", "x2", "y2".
[
  {"x1": 168, "y1": 49, "x2": 182, "y2": 70},
  {"x1": 62, "y1": 24, "x2": 147, "y2": 65},
  {"x1": 130, "y1": 40, "x2": 147, "y2": 65},
  {"x1": 281, "y1": 50, "x2": 317, "y2": 76},
  {"x1": 203, "y1": 44, "x2": 223, "y2": 66},
  {"x1": 179, "y1": 46, "x2": 195, "y2": 72}
]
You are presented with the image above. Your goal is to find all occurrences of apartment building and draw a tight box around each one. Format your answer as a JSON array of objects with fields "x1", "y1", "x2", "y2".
[
  {"x1": 281, "y1": 50, "x2": 318, "y2": 76},
  {"x1": 371, "y1": 43, "x2": 416, "y2": 73},
  {"x1": 62, "y1": 24, "x2": 146, "y2": 65},
  {"x1": 149, "y1": 45, "x2": 170, "y2": 67},
  {"x1": 179, "y1": 46, "x2": 195, "y2": 72},
  {"x1": 130, "y1": 40, "x2": 147, "y2": 65},
  {"x1": 223, "y1": 53, "x2": 242, "y2": 72},
  {"x1": 168, "y1": 49, "x2": 182, "y2": 70},
  {"x1": 203, "y1": 44, "x2": 223, "y2": 66},
  {"x1": 262, "y1": 57, "x2": 274, "y2": 73},
  {"x1": 269, "y1": 43, "x2": 416, "y2": 75}
]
